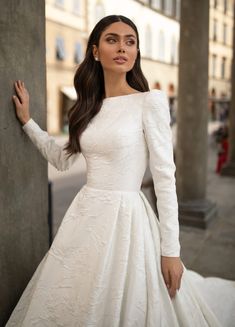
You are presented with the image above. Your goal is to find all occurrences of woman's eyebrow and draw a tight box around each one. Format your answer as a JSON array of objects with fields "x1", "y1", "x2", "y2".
[{"x1": 104, "y1": 33, "x2": 136, "y2": 38}]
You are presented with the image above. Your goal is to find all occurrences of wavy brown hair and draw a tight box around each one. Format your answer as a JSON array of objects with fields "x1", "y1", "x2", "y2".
[{"x1": 64, "y1": 15, "x2": 149, "y2": 157}]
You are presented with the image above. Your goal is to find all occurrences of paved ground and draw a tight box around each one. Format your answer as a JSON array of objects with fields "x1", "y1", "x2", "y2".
[{"x1": 48, "y1": 122, "x2": 235, "y2": 281}]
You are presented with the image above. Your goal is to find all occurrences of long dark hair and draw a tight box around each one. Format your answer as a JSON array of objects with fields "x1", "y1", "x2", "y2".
[{"x1": 64, "y1": 15, "x2": 149, "y2": 157}]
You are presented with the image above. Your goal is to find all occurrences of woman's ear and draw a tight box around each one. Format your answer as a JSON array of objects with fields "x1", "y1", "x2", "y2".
[{"x1": 92, "y1": 45, "x2": 99, "y2": 60}]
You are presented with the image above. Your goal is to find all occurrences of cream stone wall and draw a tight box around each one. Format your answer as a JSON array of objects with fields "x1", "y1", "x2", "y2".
[
  {"x1": 45, "y1": 0, "x2": 87, "y2": 134},
  {"x1": 209, "y1": 0, "x2": 234, "y2": 97}
]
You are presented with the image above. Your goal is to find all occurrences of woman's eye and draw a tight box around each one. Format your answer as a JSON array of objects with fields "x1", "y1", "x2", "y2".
[
  {"x1": 106, "y1": 38, "x2": 116, "y2": 43},
  {"x1": 126, "y1": 39, "x2": 135, "y2": 46}
]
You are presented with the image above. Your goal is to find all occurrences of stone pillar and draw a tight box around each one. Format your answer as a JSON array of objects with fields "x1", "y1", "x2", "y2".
[
  {"x1": 0, "y1": 1, "x2": 48, "y2": 325},
  {"x1": 221, "y1": 2, "x2": 235, "y2": 177},
  {"x1": 176, "y1": 0, "x2": 217, "y2": 228}
]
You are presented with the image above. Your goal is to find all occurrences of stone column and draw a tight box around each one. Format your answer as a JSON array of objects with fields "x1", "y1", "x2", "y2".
[
  {"x1": 176, "y1": 0, "x2": 217, "y2": 228},
  {"x1": 221, "y1": 2, "x2": 235, "y2": 177},
  {"x1": 0, "y1": 1, "x2": 48, "y2": 325}
]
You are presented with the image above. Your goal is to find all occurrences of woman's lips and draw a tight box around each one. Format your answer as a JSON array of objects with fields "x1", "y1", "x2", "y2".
[{"x1": 113, "y1": 57, "x2": 128, "y2": 64}]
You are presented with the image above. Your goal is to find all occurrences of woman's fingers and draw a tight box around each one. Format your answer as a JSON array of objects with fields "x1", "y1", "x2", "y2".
[
  {"x1": 13, "y1": 95, "x2": 21, "y2": 107},
  {"x1": 177, "y1": 270, "x2": 183, "y2": 290},
  {"x1": 14, "y1": 81, "x2": 29, "y2": 103},
  {"x1": 162, "y1": 268, "x2": 177, "y2": 298},
  {"x1": 177, "y1": 265, "x2": 184, "y2": 290},
  {"x1": 168, "y1": 272, "x2": 178, "y2": 298},
  {"x1": 169, "y1": 267, "x2": 184, "y2": 297},
  {"x1": 162, "y1": 269, "x2": 171, "y2": 290},
  {"x1": 161, "y1": 256, "x2": 184, "y2": 299},
  {"x1": 14, "y1": 81, "x2": 24, "y2": 99},
  {"x1": 12, "y1": 80, "x2": 30, "y2": 125}
]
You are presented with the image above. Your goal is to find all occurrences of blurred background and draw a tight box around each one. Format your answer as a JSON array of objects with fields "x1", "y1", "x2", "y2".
[{"x1": 45, "y1": 0, "x2": 232, "y2": 134}]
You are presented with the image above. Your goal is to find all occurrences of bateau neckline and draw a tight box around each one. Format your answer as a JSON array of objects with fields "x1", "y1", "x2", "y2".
[{"x1": 102, "y1": 89, "x2": 159, "y2": 102}]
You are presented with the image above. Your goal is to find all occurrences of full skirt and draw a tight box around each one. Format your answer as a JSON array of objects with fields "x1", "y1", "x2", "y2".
[{"x1": 6, "y1": 185, "x2": 235, "y2": 327}]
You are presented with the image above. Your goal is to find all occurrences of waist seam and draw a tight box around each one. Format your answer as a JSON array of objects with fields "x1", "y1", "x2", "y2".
[{"x1": 84, "y1": 184, "x2": 141, "y2": 193}]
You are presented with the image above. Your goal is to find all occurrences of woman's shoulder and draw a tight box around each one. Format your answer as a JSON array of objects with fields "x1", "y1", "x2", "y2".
[
  {"x1": 142, "y1": 89, "x2": 170, "y2": 124},
  {"x1": 143, "y1": 89, "x2": 168, "y2": 103},
  {"x1": 143, "y1": 89, "x2": 169, "y2": 113}
]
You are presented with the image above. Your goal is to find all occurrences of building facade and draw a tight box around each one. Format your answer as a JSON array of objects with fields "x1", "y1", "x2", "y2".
[
  {"x1": 46, "y1": 0, "x2": 87, "y2": 133},
  {"x1": 209, "y1": 0, "x2": 234, "y2": 98},
  {"x1": 45, "y1": 0, "x2": 234, "y2": 134},
  {"x1": 87, "y1": 0, "x2": 180, "y2": 93}
]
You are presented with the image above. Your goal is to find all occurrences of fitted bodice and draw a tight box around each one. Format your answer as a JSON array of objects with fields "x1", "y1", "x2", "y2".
[
  {"x1": 80, "y1": 93, "x2": 149, "y2": 191},
  {"x1": 22, "y1": 89, "x2": 180, "y2": 256}
]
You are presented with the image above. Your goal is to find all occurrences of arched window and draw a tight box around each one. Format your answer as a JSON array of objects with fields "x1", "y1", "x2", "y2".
[
  {"x1": 213, "y1": 19, "x2": 218, "y2": 41},
  {"x1": 73, "y1": 0, "x2": 80, "y2": 14},
  {"x1": 212, "y1": 54, "x2": 217, "y2": 77},
  {"x1": 56, "y1": 36, "x2": 66, "y2": 61},
  {"x1": 158, "y1": 30, "x2": 165, "y2": 61},
  {"x1": 223, "y1": 23, "x2": 227, "y2": 44},
  {"x1": 74, "y1": 42, "x2": 83, "y2": 64},
  {"x1": 94, "y1": 1, "x2": 105, "y2": 23},
  {"x1": 164, "y1": 0, "x2": 174, "y2": 16},
  {"x1": 175, "y1": 0, "x2": 180, "y2": 19},
  {"x1": 151, "y1": 0, "x2": 162, "y2": 10},
  {"x1": 170, "y1": 36, "x2": 177, "y2": 64},
  {"x1": 55, "y1": 0, "x2": 64, "y2": 7},
  {"x1": 145, "y1": 25, "x2": 152, "y2": 58},
  {"x1": 221, "y1": 57, "x2": 226, "y2": 79}
]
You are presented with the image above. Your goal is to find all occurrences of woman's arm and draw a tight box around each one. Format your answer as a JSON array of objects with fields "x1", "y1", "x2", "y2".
[
  {"x1": 142, "y1": 89, "x2": 184, "y2": 298},
  {"x1": 12, "y1": 80, "x2": 80, "y2": 171}
]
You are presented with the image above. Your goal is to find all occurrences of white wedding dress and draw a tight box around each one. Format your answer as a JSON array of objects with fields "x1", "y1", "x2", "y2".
[{"x1": 6, "y1": 90, "x2": 235, "y2": 327}]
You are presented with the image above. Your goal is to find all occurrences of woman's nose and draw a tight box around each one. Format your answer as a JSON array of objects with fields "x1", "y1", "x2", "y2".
[
  {"x1": 117, "y1": 40, "x2": 126, "y2": 53},
  {"x1": 118, "y1": 48, "x2": 125, "y2": 53}
]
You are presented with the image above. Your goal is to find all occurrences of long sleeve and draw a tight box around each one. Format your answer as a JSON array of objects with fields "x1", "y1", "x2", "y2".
[
  {"x1": 142, "y1": 90, "x2": 180, "y2": 257},
  {"x1": 22, "y1": 118, "x2": 80, "y2": 171}
]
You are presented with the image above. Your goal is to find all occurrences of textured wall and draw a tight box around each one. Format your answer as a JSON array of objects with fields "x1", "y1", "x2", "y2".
[{"x1": 0, "y1": 1, "x2": 48, "y2": 325}]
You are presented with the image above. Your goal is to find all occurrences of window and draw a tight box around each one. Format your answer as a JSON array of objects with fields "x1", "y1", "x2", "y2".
[
  {"x1": 170, "y1": 36, "x2": 177, "y2": 64},
  {"x1": 151, "y1": 0, "x2": 162, "y2": 10},
  {"x1": 175, "y1": 0, "x2": 180, "y2": 20},
  {"x1": 55, "y1": 0, "x2": 64, "y2": 7},
  {"x1": 172, "y1": 0, "x2": 177, "y2": 17},
  {"x1": 56, "y1": 36, "x2": 65, "y2": 61},
  {"x1": 145, "y1": 25, "x2": 152, "y2": 57},
  {"x1": 73, "y1": 0, "x2": 80, "y2": 14},
  {"x1": 212, "y1": 54, "x2": 217, "y2": 77},
  {"x1": 224, "y1": 0, "x2": 227, "y2": 13},
  {"x1": 164, "y1": 0, "x2": 174, "y2": 16},
  {"x1": 74, "y1": 42, "x2": 83, "y2": 64},
  {"x1": 213, "y1": 19, "x2": 218, "y2": 41},
  {"x1": 158, "y1": 30, "x2": 165, "y2": 61},
  {"x1": 95, "y1": 2, "x2": 105, "y2": 23},
  {"x1": 221, "y1": 57, "x2": 226, "y2": 79},
  {"x1": 223, "y1": 23, "x2": 227, "y2": 44}
]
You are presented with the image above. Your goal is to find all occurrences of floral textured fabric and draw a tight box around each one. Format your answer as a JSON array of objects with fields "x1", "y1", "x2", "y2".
[{"x1": 6, "y1": 90, "x2": 234, "y2": 326}]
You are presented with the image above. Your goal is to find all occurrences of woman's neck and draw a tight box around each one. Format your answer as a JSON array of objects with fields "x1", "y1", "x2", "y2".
[{"x1": 103, "y1": 71, "x2": 136, "y2": 98}]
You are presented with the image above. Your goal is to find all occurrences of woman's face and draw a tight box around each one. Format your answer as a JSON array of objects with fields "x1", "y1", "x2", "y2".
[{"x1": 93, "y1": 22, "x2": 138, "y2": 74}]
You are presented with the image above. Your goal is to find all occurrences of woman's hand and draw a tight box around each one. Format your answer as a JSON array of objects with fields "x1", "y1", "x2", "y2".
[
  {"x1": 12, "y1": 80, "x2": 30, "y2": 125},
  {"x1": 161, "y1": 256, "x2": 184, "y2": 299}
]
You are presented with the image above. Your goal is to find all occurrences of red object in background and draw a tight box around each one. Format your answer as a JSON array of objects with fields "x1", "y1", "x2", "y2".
[{"x1": 216, "y1": 138, "x2": 229, "y2": 174}]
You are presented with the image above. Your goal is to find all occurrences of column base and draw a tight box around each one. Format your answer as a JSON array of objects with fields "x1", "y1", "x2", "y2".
[
  {"x1": 178, "y1": 199, "x2": 217, "y2": 229},
  {"x1": 220, "y1": 161, "x2": 235, "y2": 177}
]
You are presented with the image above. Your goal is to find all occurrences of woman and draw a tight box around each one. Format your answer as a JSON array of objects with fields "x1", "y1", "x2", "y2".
[{"x1": 7, "y1": 15, "x2": 228, "y2": 326}]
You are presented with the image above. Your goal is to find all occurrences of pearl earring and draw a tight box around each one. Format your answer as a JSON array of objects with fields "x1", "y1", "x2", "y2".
[{"x1": 95, "y1": 57, "x2": 99, "y2": 61}]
